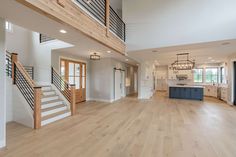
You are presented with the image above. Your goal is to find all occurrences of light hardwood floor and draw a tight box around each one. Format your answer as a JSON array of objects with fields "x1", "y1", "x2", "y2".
[{"x1": 1, "y1": 92, "x2": 236, "y2": 157}]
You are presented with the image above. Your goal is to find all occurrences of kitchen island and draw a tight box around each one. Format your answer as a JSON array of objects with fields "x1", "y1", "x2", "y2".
[{"x1": 169, "y1": 85, "x2": 204, "y2": 101}]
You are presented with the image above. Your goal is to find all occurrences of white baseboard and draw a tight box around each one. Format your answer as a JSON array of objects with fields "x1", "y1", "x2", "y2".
[
  {"x1": 0, "y1": 140, "x2": 6, "y2": 148},
  {"x1": 87, "y1": 98, "x2": 114, "y2": 103}
]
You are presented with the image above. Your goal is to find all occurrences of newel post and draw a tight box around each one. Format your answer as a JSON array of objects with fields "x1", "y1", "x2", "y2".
[
  {"x1": 105, "y1": 0, "x2": 110, "y2": 37},
  {"x1": 11, "y1": 53, "x2": 18, "y2": 84},
  {"x1": 70, "y1": 84, "x2": 76, "y2": 116},
  {"x1": 34, "y1": 86, "x2": 42, "y2": 129}
]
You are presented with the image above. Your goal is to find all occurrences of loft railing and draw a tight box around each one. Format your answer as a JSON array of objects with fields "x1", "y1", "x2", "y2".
[
  {"x1": 51, "y1": 67, "x2": 76, "y2": 115},
  {"x1": 109, "y1": 6, "x2": 125, "y2": 41},
  {"x1": 39, "y1": 34, "x2": 55, "y2": 43},
  {"x1": 7, "y1": 52, "x2": 42, "y2": 129},
  {"x1": 75, "y1": 0, "x2": 126, "y2": 41},
  {"x1": 76, "y1": 0, "x2": 106, "y2": 25}
]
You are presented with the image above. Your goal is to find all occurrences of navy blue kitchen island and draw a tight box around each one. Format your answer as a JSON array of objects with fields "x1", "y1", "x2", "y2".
[{"x1": 169, "y1": 85, "x2": 204, "y2": 101}]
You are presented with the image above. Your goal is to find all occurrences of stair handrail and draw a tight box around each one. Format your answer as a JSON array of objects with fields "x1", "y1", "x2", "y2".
[
  {"x1": 8, "y1": 51, "x2": 42, "y2": 129},
  {"x1": 51, "y1": 67, "x2": 76, "y2": 115}
]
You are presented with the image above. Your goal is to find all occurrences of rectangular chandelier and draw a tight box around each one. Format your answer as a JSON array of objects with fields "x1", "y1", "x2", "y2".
[
  {"x1": 171, "y1": 53, "x2": 195, "y2": 70},
  {"x1": 90, "y1": 53, "x2": 100, "y2": 60}
]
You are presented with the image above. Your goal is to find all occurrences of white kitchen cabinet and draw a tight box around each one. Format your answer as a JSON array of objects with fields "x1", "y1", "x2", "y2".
[
  {"x1": 204, "y1": 85, "x2": 218, "y2": 98},
  {"x1": 220, "y1": 87, "x2": 228, "y2": 102}
]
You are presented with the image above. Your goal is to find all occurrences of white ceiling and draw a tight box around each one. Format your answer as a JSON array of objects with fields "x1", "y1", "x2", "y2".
[
  {"x1": 128, "y1": 39, "x2": 236, "y2": 65},
  {"x1": 123, "y1": 0, "x2": 236, "y2": 52},
  {"x1": 0, "y1": 0, "x2": 137, "y2": 65}
]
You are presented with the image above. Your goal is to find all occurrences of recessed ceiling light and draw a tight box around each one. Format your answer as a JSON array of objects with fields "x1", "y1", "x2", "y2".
[
  {"x1": 208, "y1": 57, "x2": 212, "y2": 59},
  {"x1": 60, "y1": 29, "x2": 67, "y2": 34},
  {"x1": 211, "y1": 59, "x2": 215, "y2": 62},
  {"x1": 126, "y1": 59, "x2": 129, "y2": 61},
  {"x1": 136, "y1": 64, "x2": 139, "y2": 66},
  {"x1": 107, "y1": 51, "x2": 111, "y2": 54}
]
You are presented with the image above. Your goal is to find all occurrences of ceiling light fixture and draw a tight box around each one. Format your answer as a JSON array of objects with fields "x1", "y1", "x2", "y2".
[
  {"x1": 208, "y1": 57, "x2": 212, "y2": 59},
  {"x1": 107, "y1": 51, "x2": 111, "y2": 54},
  {"x1": 90, "y1": 53, "x2": 100, "y2": 60},
  {"x1": 171, "y1": 53, "x2": 195, "y2": 71},
  {"x1": 60, "y1": 29, "x2": 67, "y2": 34},
  {"x1": 126, "y1": 59, "x2": 129, "y2": 61}
]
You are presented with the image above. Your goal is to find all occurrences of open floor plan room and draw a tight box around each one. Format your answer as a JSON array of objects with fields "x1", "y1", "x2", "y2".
[{"x1": 1, "y1": 0, "x2": 236, "y2": 157}]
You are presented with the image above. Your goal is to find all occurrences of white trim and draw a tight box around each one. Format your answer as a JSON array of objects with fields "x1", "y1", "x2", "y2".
[
  {"x1": 0, "y1": 140, "x2": 5, "y2": 148},
  {"x1": 87, "y1": 98, "x2": 114, "y2": 103}
]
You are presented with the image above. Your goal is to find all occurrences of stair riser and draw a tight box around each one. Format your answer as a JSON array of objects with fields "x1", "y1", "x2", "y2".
[
  {"x1": 41, "y1": 101, "x2": 64, "y2": 109},
  {"x1": 41, "y1": 112, "x2": 71, "y2": 126},
  {"x1": 41, "y1": 96, "x2": 59, "y2": 103},
  {"x1": 42, "y1": 87, "x2": 52, "y2": 91},
  {"x1": 42, "y1": 91, "x2": 56, "y2": 96},
  {"x1": 42, "y1": 106, "x2": 68, "y2": 117}
]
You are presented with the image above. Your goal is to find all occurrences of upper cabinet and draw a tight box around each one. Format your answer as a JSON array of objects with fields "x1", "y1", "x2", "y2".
[{"x1": 17, "y1": 0, "x2": 126, "y2": 54}]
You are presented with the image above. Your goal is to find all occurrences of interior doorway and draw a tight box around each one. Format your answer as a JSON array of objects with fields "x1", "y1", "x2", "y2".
[
  {"x1": 114, "y1": 68, "x2": 125, "y2": 101},
  {"x1": 60, "y1": 59, "x2": 86, "y2": 103}
]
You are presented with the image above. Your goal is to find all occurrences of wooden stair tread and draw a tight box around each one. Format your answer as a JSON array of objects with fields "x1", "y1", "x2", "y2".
[{"x1": 42, "y1": 94, "x2": 57, "y2": 98}]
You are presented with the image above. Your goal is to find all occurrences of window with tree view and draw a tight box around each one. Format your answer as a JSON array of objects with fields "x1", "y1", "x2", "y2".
[
  {"x1": 205, "y1": 68, "x2": 218, "y2": 83},
  {"x1": 193, "y1": 69, "x2": 203, "y2": 83}
]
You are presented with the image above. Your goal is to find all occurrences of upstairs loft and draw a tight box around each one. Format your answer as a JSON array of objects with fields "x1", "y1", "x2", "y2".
[{"x1": 16, "y1": 0, "x2": 126, "y2": 54}]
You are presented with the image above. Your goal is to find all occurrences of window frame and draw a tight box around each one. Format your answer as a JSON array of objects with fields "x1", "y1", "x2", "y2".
[
  {"x1": 205, "y1": 67, "x2": 219, "y2": 84},
  {"x1": 193, "y1": 68, "x2": 203, "y2": 83}
]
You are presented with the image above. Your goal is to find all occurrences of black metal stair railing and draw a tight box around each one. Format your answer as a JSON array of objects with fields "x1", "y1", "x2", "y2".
[
  {"x1": 51, "y1": 67, "x2": 72, "y2": 102},
  {"x1": 24, "y1": 66, "x2": 34, "y2": 80},
  {"x1": 6, "y1": 51, "x2": 12, "y2": 78},
  {"x1": 14, "y1": 63, "x2": 35, "y2": 110}
]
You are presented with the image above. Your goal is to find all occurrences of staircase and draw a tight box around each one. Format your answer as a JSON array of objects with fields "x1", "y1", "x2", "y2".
[
  {"x1": 6, "y1": 51, "x2": 77, "y2": 129},
  {"x1": 41, "y1": 86, "x2": 71, "y2": 126}
]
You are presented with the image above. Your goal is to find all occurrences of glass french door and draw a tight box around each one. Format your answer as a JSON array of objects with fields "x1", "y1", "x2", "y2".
[{"x1": 60, "y1": 59, "x2": 86, "y2": 103}]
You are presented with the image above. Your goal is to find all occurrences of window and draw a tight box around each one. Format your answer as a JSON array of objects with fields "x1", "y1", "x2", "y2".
[
  {"x1": 193, "y1": 69, "x2": 203, "y2": 83},
  {"x1": 205, "y1": 68, "x2": 218, "y2": 83},
  {"x1": 5, "y1": 21, "x2": 13, "y2": 32},
  {"x1": 220, "y1": 67, "x2": 226, "y2": 84}
]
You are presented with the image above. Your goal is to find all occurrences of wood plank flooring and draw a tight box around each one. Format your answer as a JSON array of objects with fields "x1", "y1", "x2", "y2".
[{"x1": 1, "y1": 92, "x2": 236, "y2": 157}]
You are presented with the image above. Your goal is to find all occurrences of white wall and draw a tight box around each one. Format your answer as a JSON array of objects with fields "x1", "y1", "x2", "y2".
[
  {"x1": 89, "y1": 58, "x2": 138, "y2": 102},
  {"x1": 123, "y1": 0, "x2": 236, "y2": 51},
  {"x1": 138, "y1": 62, "x2": 155, "y2": 99},
  {"x1": 90, "y1": 58, "x2": 113, "y2": 102},
  {"x1": 6, "y1": 24, "x2": 31, "y2": 65},
  {"x1": 0, "y1": 18, "x2": 6, "y2": 148}
]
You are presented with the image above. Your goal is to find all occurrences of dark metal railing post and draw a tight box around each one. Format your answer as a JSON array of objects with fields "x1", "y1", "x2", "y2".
[{"x1": 51, "y1": 67, "x2": 54, "y2": 84}]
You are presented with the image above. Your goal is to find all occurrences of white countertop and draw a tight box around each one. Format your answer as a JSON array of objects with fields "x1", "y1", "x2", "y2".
[{"x1": 169, "y1": 85, "x2": 204, "y2": 88}]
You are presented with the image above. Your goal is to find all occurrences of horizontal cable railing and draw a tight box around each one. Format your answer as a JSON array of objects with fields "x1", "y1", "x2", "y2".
[
  {"x1": 39, "y1": 34, "x2": 55, "y2": 43},
  {"x1": 51, "y1": 67, "x2": 72, "y2": 102},
  {"x1": 14, "y1": 62, "x2": 36, "y2": 110},
  {"x1": 6, "y1": 51, "x2": 12, "y2": 78},
  {"x1": 75, "y1": 0, "x2": 106, "y2": 25},
  {"x1": 75, "y1": 0, "x2": 126, "y2": 41},
  {"x1": 24, "y1": 66, "x2": 34, "y2": 80},
  {"x1": 109, "y1": 6, "x2": 125, "y2": 41}
]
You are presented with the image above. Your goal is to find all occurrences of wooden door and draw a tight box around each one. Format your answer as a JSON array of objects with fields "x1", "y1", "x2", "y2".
[{"x1": 60, "y1": 59, "x2": 86, "y2": 103}]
